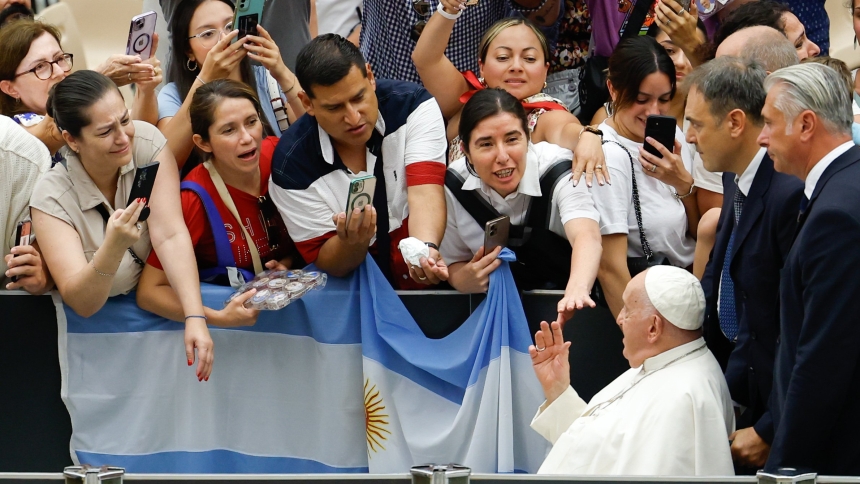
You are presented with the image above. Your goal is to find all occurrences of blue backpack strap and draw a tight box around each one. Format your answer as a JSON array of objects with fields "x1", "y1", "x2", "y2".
[{"x1": 180, "y1": 181, "x2": 254, "y2": 283}]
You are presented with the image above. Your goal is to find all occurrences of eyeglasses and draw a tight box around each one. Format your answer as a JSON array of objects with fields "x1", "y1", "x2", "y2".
[
  {"x1": 14, "y1": 53, "x2": 73, "y2": 80},
  {"x1": 410, "y1": 0, "x2": 431, "y2": 42},
  {"x1": 188, "y1": 23, "x2": 234, "y2": 48},
  {"x1": 257, "y1": 194, "x2": 281, "y2": 251}
]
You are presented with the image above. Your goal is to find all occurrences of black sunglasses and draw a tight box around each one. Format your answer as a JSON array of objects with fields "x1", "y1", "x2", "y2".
[
  {"x1": 410, "y1": 0, "x2": 431, "y2": 42},
  {"x1": 257, "y1": 194, "x2": 281, "y2": 251}
]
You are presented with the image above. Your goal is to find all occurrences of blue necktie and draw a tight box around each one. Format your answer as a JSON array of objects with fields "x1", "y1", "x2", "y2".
[{"x1": 719, "y1": 187, "x2": 746, "y2": 343}]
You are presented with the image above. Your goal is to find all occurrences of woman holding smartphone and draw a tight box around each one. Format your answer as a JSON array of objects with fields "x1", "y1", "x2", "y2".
[
  {"x1": 138, "y1": 79, "x2": 300, "y2": 327},
  {"x1": 0, "y1": 19, "x2": 162, "y2": 162},
  {"x1": 159, "y1": 0, "x2": 305, "y2": 169},
  {"x1": 30, "y1": 70, "x2": 214, "y2": 381},
  {"x1": 441, "y1": 88, "x2": 602, "y2": 324},
  {"x1": 591, "y1": 36, "x2": 698, "y2": 317}
]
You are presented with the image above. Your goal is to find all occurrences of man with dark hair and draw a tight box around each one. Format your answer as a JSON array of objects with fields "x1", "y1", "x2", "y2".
[
  {"x1": 687, "y1": 55, "x2": 803, "y2": 470},
  {"x1": 0, "y1": 0, "x2": 33, "y2": 28},
  {"x1": 269, "y1": 34, "x2": 448, "y2": 289},
  {"x1": 714, "y1": 0, "x2": 819, "y2": 61}
]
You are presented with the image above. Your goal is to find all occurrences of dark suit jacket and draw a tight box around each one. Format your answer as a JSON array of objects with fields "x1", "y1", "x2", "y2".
[
  {"x1": 702, "y1": 154, "x2": 803, "y2": 445},
  {"x1": 766, "y1": 145, "x2": 860, "y2": 475}
]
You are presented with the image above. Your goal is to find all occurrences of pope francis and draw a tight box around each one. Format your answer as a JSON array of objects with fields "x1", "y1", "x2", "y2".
[{"x1": 530, "y1": 266, "x2": 735, "y2": 475}]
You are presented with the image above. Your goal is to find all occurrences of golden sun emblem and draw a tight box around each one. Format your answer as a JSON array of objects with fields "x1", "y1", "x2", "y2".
[{"x1": 364, "y1": 378, "x2": 391, "y2": 454}]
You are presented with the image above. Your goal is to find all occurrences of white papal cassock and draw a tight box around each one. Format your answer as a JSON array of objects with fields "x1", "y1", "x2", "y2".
[{"x1": 531, "y1": 338, "x2": 735, "y2": 475}]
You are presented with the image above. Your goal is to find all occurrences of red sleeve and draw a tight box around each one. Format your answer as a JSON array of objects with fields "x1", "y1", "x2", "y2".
[
  {"x1": 405, "y1": 161, "x2": 446, "y2": 187},
  {"x1": 294, "y1": 231, "x2": 336, "y2": 264},
  {"x1": 146, "y1": 190, "x2": 208, "y2": 270}
]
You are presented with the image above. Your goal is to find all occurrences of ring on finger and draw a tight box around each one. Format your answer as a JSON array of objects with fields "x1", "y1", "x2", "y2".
[
  {"x1": 128, "y1": 73, "x2": 132, "y2": 81},
  {"x1": 595, "y1": 164, "x2": 603, "y2": 170},
  {"x1": 418, "y1": 276, "x2": 427, "y2": 281},
  {"x1": 649, "y1": 164, "x2": 657, "y2": 173},
  {"x1": 535, "y1": 346, "x2": 546, "y2": 352},
  {"x1": 677, "y1": 8, "x2": 685, "y2": 15},
  {"x1": 136, "y1": 222, "x2": 143, "y2": 230}
]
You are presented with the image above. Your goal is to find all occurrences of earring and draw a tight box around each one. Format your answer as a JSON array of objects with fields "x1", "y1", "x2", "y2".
[
  {"x1": 478, "y1": 77, "x2": 487, "y2": 87},
  {"x1": 543, "y1": 81, "x2": 547, "y2": 89},
  {"x1": 186, "y1": 58, "x2": 198, "y2": 71}
]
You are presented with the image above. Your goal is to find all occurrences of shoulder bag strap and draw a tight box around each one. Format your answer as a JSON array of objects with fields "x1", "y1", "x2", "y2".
[
  {"x1": 180, "y1": 181, "x2": 237, "y2": 272},
  {"x1": 526, "y1": 159, "x2": 572, "y2": 230},
  {"x1": 602, "y1": 139, "x2": 653, "y2": 260},
  {"x1": 202, "y1": 161, "x2": 264, "y2": 274},
  {"x1": 444, "y1": 169, "x2": 503, "y2": 229}
]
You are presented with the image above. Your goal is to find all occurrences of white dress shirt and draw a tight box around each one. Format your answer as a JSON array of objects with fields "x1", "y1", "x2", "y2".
[{"x1": 804, "y1": 141, "x2": 854, "y2": 199}]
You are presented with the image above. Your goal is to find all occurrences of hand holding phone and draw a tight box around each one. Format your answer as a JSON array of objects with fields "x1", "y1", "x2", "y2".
[
  {"x1": 10, "y1": 221, "x2": 32, "y2": 283},
  {"x1": 126, "y1": 11, "x2": 157, "y2": 59},
  {"x1": 127, "y1": 161, "x2": 160, "y2": 222},
  {"x1": 345, "y1": 175, "x2": 376, "y2": 225}
]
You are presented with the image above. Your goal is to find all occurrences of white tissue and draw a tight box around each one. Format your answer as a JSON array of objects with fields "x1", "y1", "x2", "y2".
[{"x1": 398, "y1": 237, "x2": 429, "y2": 266}]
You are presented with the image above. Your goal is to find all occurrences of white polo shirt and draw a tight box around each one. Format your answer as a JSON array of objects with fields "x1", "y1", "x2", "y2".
[
  {"x1": 440, "y1": 141, "x2": 599, "y2": 264},
  {"x1": 592, "y1": 123, "x2": 696, "y2": 268}
]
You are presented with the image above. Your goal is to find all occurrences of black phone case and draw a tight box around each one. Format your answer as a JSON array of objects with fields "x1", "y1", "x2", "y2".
[
  {"x1": 644, "y1": 115, "x2": 676, "y2": 159},
  {"x1": 127, "y1": 162, "x2": 160, "y2": 222}
]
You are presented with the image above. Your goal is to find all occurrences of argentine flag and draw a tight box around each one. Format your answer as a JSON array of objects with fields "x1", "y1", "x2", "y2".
[{"x1": 57, "y1": 250, "x2": 550, "y2": 473}]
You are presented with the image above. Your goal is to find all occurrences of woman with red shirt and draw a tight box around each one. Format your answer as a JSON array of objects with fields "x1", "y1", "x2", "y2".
[{"x1": 137, "y1": 79, "x2": 300, "y2": 327}]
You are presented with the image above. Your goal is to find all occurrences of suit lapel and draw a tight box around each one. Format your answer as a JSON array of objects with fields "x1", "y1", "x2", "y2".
[
  {"x1": 799, "y1": 145, "x2": 860, "y2": 232},
  {"x1": 729, "y1": 155, "x2": 774, "y2": 263}
]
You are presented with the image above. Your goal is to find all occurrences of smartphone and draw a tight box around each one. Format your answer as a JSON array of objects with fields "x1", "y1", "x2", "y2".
[
  {"x1": 10, "y1": 221, "x2": 32, "y2": 283},
  {"x1": 677, "y1": 0, "x2": 692, "y2": 11},
  {"x1": 483, "y1": 216, "x2": 510, "y2": 254},
  {"x1": 126, "y1": 11, "x2": 157, "y2": 59},
  {"x1": 644, "y1": 115, "x2": 677, "y2": 159},
  {"x1": 345, "y1": 175, "x2": 377, "y2": 224},
  {"x1": 126, "y1": 161, "x2": 160, "y2": 222},
  {"x1": 231, "y1": 0, "x2": 266, "y2": 43}
]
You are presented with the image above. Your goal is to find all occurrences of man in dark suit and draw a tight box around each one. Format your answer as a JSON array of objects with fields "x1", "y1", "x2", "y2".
[
  {"x1": 685, "y1": 56, "x2": 804, "y2": 470},
  {"x1": 758, "y1": 63, "x2": 860, "y2": 475}
]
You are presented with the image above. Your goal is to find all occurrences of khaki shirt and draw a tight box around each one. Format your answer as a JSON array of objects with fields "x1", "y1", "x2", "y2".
[{"x1": 30, "y1": 121, "x2": 166, "y2": 296}]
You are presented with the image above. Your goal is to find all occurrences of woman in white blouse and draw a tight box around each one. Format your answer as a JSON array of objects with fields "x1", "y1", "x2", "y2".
[
  {"x1": 592, "y1": 36, "x2": 700, "y2": 317},
  {"x1": 441, "y1": 88, "x2": 602, "y2": 324}
]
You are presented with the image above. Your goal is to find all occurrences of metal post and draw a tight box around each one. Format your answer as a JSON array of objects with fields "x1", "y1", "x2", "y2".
[{"x1": 64, "y1": 465, "x2": 125, "y2": 484}]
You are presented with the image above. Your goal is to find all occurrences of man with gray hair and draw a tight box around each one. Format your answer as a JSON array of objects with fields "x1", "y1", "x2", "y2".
[
  {"x1": 716, "y1": 26, "x2": 800, "y2": 72},
  {"x1": 686, "y1": 56, "x2": 804, "y2": 470},
  {"x1": 758, "y1": 62, "x2": 860, "y2": 475},
  {"x1": 530, "y1": 266, "x2": 734, "y2": 475}
]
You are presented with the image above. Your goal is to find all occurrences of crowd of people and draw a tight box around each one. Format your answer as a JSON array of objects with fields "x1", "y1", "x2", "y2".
[{"x1": 1, "y1": 0, "x2": 860, "y2": 477}]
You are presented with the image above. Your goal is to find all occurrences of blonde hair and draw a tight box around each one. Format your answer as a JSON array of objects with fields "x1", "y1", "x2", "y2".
[{"x1": 477, "y1": 17, "x2": 550, "y2": 64}]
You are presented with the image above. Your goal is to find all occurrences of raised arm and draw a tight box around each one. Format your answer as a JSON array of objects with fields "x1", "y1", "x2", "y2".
[
  {"x1": 131, "y1": 34, "x2": 163, "y2": 126},
  {"x1": 244, "y1": 25, "x2": 306, "y2": 123},
  {"x1": 410, "y1": 0, "x2": 470, "y2": 120},
  {"x1": 557, "y1": 218, "x2": 601, "y2": 323},
  {"x1": 597, "y1": 233, "x2": 631, "y2": 317}
]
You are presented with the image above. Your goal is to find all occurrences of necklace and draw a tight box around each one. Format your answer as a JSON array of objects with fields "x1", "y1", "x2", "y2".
[{"x1": 583, "y1": 343, "x2": 707, "y2": 417}]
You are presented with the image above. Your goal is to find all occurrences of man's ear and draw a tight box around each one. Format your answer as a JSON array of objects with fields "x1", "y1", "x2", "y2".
[
  {"x1": 798, "y1": 110, "x2": 817, "y2": 142},
  {"x1": 298, "y1": 91, "x2": 314, "y2": 117},
  {"x1": 648, "y1": 314, "x2": 663, "y2": 343},
  {"x1": 726, "y1": 108, "x2": 747, "y2": 138},
  {"x1": 192, "y1": 133, "x2": 212, "y2": 154},
  {"x1": 366, "y1": 62, "x2": 376, "y2": 91}
]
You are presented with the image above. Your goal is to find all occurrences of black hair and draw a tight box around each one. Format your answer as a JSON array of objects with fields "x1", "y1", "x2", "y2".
[
  {"x1": 295, "y1": 34, "x2": 367, "y2": 99},
  {"x1": 458, "y1": 88, "x2": 529, "y2": 152},
  {"x1": 714, "y1": 0, "x2": 790, "y2": 47},
  {"x1": 168, "y1": 0, "x2": 254, "y2": 103},
  {"x1": 46, "y1": 70, "x2": 121, "y2": 137},
  {"x1": 607, "y1": 36, "x2": 676, "y2": 113}
]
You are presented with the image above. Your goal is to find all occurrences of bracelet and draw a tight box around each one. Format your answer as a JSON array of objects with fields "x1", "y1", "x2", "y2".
[
  {"x1": 437, "y1": 1, "x2": 463, "y2": 20},
  {"x1": 284, "y1": 79, "x2": 297, "y2": 95},
  {"x1": 185, "y1": 315, "x2": 208, "y2": 321},
  {"x1": 195, "y1": 75, "x2": 207, "y2": 85},
  {"x1": 90, "y1": 259, "x2": 115, "y2": 277},
  {"x1": 673, "y1": 182, "x2": 696, "y2": 200},
  {"x1": 578, "y1": 125, "x2": 603, "y2": 141},
  {"x1": 512, "y1": 0, "x2": 551, "y2": 14},
  {"x1": 424, "y1": 241, "x2": 439, "y2": 251}
]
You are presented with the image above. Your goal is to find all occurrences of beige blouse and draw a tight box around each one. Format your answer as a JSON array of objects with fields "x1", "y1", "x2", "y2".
[{"x1": 30, "y1": 121, "x2": 166, "y2": 296}]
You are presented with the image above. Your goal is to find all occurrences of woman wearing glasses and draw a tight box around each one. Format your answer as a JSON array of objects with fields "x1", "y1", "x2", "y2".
[
  {"x1": 0, "y1": 20, "x2": 162, "y2": 163},
  {"x1": 412, "y1": 10, "x2": 606, "y2": 187},
  {"x1": 30, "y1": 70, "x2": 214, "y2": 380},
  {"x1": 138, "y1": 79, "x2": 300, "y2": 327},
  {"x1": 159, "y1": 0, "x2": 304, "y2": 169}
]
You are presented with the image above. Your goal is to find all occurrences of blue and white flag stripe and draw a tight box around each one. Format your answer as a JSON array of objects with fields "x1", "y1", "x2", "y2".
[{"x1": 58, "y1": 250, "x2": 550, "y2": 473}]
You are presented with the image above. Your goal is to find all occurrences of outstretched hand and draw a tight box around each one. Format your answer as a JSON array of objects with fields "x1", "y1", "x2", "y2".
[{"x1": 529, "y1": 320, "x2": 571, "y2": 405}]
